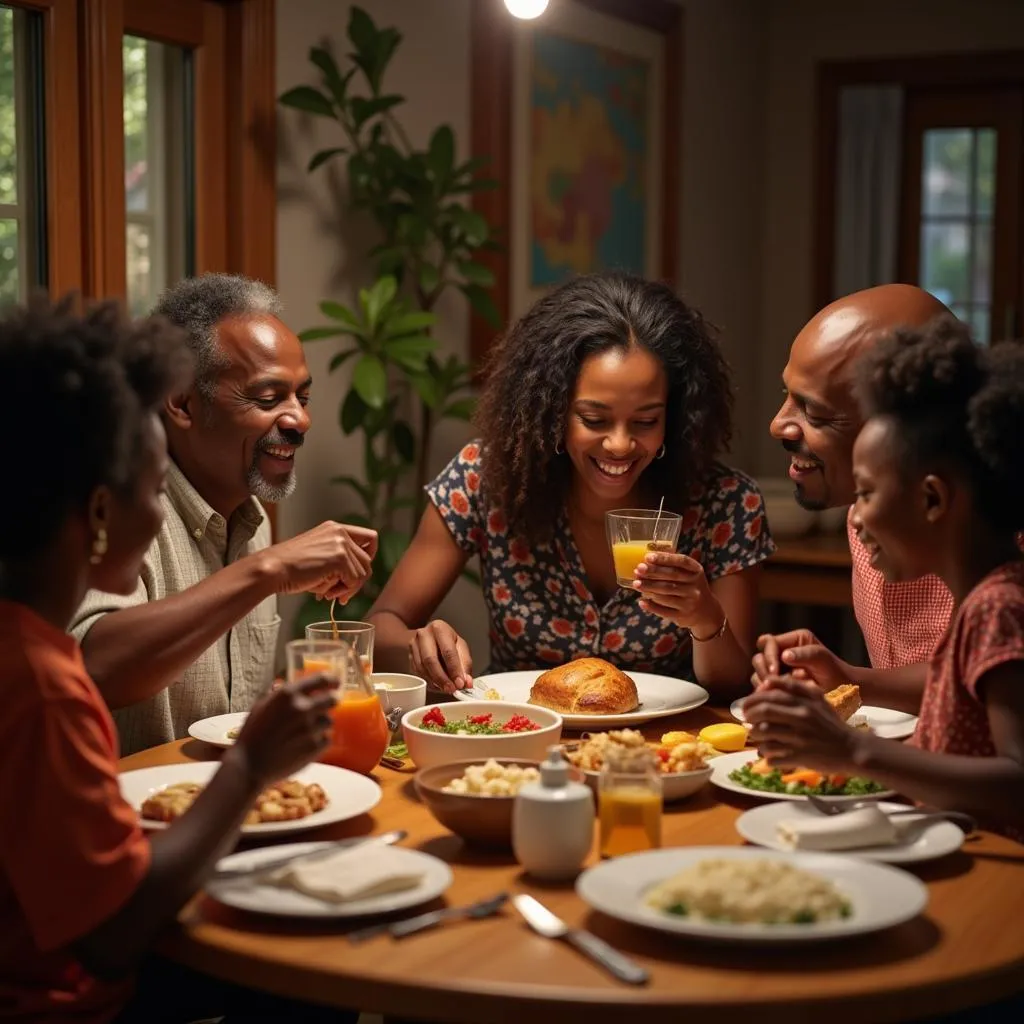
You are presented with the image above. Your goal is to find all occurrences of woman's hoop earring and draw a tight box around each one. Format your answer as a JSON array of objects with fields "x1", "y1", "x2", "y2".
[
  {"x1": 554, "y1": 441, "x2": 564, "y2": 455},
  {"x1": 90, "y1": 527, "x2": 108, "y2": 565},
  {"x1": 656, "y1": 444, "x2": 666, "y2": 460}
]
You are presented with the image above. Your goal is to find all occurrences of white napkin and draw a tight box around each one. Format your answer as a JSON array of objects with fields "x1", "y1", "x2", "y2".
[
  {"x1": 777, "y1": 805, "x2": 898, "y2": 851},
  {"x1": 268, "y1": 843, "x2": 424, "y2": 904}
]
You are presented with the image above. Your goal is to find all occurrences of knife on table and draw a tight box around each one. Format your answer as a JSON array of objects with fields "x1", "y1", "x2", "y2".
[
  {"x1": 512, "y1": 894, "x2": 649, "y2": 986},
  {"x1": 211, "y1": 829, "x2": 407, "y2": 881}
]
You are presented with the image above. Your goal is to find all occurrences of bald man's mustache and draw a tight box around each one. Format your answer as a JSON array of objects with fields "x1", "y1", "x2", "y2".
[{"x1": 782, "y1": 439, "x2": 822, "y2": 464}]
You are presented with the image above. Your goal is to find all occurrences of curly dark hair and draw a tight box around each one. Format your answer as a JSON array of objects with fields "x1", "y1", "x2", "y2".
[
  {"x1": 856, "y1": 314, "x2": 1024, "y2": 534},
  {"x1": 0, "y1": 294, "x2": 193, "y2": 560},
  {"x1": 473, "y1": 273, "x2": 733, "y2": 542}
]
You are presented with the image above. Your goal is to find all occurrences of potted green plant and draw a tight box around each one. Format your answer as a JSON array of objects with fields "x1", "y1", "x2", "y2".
[{"x1": 279, "y1": 6, "x2": 500, "y2": 630}]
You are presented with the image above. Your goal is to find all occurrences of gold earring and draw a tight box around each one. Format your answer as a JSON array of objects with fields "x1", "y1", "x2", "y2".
[{"x1": 90, "y1": 527, "x2": 108, "y2": 565}]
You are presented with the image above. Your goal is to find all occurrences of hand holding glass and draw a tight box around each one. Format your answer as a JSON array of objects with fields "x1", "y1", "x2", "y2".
[{"x1": 606, "y1": 509, "x2": 682, "y2": 587}]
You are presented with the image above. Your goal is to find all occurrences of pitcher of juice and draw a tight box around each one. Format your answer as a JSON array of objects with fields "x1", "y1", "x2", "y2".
[
  {"x1": 285, "y1": 639, "x2": 389, "y2": 776},
  {"x1": 598, "y1": 745, "x2": 663, "y2": 857}
]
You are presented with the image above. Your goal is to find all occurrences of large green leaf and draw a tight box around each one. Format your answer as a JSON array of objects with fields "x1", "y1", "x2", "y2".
[
  {"x1": 340, "y1": 388, "x2": 368, "y2": 434},
  {"x1": 443, "y1": 397, "x2": 476, "y2": 422},
  {"x1": 352, "y1": 354, "x2": 387, "y2": 409},
  {"x1": 361, "y1": 276, "x2": 398, "y2": 331},
  {"x1": 328, "y1": 348, "x2": 360, "y2": 373},
  {"x1": 450, "y1": 207, "x2": 489, "y2": 246},
  {"x1": 384, "y1": 311, "x2": 436, "y2": 338},
  {"x1": 460, "y1": 283, "x2": 501, "y2": 327},
  {"x1": 427, "y1": 125, "x2": 455, "y2": 183},
  {"x1": 391, "y1": 420, "x2": 416, "y2": 463},
  {"x1": 457, "y1": 261, "x2": 495, "y2": 287},
  {"x1": 351, "y1": 94, "x2": 404, "y2": 128},
  {"x1": 411, "y1": 371, "x2": 441, "y2": 409},
  {"x1": 320, "y1": 300, "x2": 362, "y2": 326},
  {"x1": 373, "y1": 28, "x2": 402, "y2": 91},
  {"x1": 380, "y1": 528, "x2": 411, "y2": 574},
  {"x1": 347, "y1": 6, "x2": 378, "y2": 54},
  {"x1": 383, "y1": 334, "x2": 435, "y2": 365},
  {"x1": 279, "y1": 85, "x2": 334, "y2": 118},
  {"x1": 298, "y1": 326, "x2": 346, "y2": 342},
  {"x1": 309, "y1": 47, "x2": 348, "y2": 104},
  {"x1": 307, "y1": 147, "x2": 348, "y2": 172}
]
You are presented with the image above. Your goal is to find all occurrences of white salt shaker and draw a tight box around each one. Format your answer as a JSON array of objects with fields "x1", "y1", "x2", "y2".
[{"x1": 512, "y1": 745, "x2": 594, "y2": 880}]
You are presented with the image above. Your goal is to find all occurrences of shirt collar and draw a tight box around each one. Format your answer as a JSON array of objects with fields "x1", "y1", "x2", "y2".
[{"x1": 165, "y1": 460, "x2": 265, "y2": 544}]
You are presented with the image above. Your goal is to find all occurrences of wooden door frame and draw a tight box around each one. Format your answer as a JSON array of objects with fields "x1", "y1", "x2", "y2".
[
  {"x1": 468, "y1": 0, "x2": 683, "y2": 367},
  {"x1": 813, "y1": 50, "x2": 1024, "y2": 316}
]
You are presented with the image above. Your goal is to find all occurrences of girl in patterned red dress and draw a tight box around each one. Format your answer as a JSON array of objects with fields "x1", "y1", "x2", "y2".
[
  {"x1": 746, "y1": 316, "x2": 1024, "y2": 841},
  {"x1": 368, "y1": 273, "x2": 775, "y2": 696}
]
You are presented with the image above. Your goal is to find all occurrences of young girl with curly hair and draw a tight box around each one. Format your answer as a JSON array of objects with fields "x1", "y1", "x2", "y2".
[
  {"x1": 746, "y1": 316, "x2": 1024, "y2": 840},
  {"x1": 369, "y1": 273, "x2": 774, "y2": 694}
]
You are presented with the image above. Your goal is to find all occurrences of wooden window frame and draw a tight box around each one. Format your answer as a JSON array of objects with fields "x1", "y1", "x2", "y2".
[{"x1": 813, "y1": 51, "x2": 1024, "y2": 328}]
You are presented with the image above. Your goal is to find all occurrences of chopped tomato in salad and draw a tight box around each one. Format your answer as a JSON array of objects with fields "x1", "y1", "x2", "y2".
[{"x1": 417, "y1": 707, "x2": 541, "y2": 735}]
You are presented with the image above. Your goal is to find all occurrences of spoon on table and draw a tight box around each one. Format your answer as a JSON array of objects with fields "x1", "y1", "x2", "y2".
[{"x1": 805, "y1": 794, "x2": 976, "y2": 832}]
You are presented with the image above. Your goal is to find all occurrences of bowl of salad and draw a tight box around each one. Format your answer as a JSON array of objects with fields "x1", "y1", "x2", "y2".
[{"x1": 402, "y1": 702, "x2": 562, "y2": 770}]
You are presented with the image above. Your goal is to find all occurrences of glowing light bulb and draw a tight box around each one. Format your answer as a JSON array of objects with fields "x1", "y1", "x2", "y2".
[{"x1": 504, "y1": 0, "x2": 550, "y2": 20}]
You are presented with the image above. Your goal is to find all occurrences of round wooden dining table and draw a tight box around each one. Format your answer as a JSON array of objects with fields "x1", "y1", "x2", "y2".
[{"x1": 120, "y1": 705, "x2": 1024, "y2": 1024}]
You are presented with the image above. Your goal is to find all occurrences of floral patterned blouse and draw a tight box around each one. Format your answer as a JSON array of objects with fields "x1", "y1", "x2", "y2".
[{"x1": 426, "y1": 443, "x2": 775, "y2": 678}]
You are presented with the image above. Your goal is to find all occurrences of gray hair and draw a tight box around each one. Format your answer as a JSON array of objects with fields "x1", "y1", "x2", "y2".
[{"x1": 152, "y1": 273, "x2": 283, "y2": 398}]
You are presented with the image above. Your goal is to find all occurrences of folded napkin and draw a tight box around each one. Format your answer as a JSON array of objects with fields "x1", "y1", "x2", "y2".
[
  {"x1": 268, "y1": 843, "x2": 424, "y2": 903},
  {"x1": 777, "y1": 805, "x2": 898, "y2": 851}
]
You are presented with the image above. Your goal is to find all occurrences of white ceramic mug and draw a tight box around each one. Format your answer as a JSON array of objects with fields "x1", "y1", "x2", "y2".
[{"x1": 372, "y1": 673, "x2": 427, "y2": 715}]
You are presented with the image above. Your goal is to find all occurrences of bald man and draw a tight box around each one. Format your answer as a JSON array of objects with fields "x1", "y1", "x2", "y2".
[{"x1": 753, "y1": 284, "x2": 955, "y2": 714}]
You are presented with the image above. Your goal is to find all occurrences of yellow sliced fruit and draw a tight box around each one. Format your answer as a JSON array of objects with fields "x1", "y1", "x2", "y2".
[
  {"x1": 698, "y1": 723, "x2": 748, "y2": 752},
  {"x1": 660, "y1": 730, "x2": 697, "y2": 747}
]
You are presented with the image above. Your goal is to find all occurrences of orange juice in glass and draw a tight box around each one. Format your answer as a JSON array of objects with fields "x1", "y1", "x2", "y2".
[
  {"x1": 605, "y1": 509, "x2": 682, "y2": 587},
  {"x1": 306, "y1": 621, "x2": 374, "y2": 676},
  {"x1": 598, "y1": 748, "x2": 663, "y2": 857},
  {"x1": 285, "y1": 639, "x2": 388, "y2": 776}
]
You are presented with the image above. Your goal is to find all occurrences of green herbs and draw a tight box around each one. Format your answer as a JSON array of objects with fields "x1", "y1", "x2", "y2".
[
  {"x1": 729, "y1": 763, "x2": 885, "y2": 797},
  {"x1": 385, "y1": 741, "x2": 408, "y2": 760}
]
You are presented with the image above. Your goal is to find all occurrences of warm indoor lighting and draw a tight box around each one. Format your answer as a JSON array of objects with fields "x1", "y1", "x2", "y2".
[{"x1": 504, "y1": 0, "x2": 550, "y2": 20}]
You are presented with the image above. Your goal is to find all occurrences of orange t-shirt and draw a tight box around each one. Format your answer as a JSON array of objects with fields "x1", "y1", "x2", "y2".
[{"x1": 0, "y1": 600, "x2": 151, "y2": 1022}]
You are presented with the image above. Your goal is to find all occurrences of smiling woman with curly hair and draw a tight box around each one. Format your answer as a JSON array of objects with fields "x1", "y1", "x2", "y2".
[{"x1": 369, "y1": 273, "x2": 774, "y2": 694}]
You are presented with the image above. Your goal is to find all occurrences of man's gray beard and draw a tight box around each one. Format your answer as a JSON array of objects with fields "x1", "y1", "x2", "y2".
[{"x1": 247, "y1": 461, "x2": 297, "y2": 504}]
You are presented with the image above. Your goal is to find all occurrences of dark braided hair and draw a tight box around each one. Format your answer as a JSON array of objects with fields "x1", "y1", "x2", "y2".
[
  {"x1": 0, "y1": 293, "x2": 193, "y2": 559},
  {"x1": 473, "y1": 273, "x2": 733, "y2": 543},
  {"x1": 856, "y1": 314, "x2": 1024, "y2": 534}
]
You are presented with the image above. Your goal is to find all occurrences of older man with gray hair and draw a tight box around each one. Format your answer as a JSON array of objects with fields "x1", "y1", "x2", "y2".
[{"x1": 71, "y1": 273, "x2": 377, "y2": 755}]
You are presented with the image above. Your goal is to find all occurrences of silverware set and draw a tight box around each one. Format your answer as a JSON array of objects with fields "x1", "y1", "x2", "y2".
[{"x1": 805, "y1": 793, "x2": 977, "y2": 832}]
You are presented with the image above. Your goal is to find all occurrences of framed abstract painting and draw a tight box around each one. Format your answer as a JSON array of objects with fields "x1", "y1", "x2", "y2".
[{"x1": 470, "y1": 0, "x2": 682, "y2": 363}]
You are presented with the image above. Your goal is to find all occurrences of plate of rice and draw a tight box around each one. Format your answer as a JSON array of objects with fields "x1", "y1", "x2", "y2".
[{"x1": 576, "y1": 846, "x2": 927, "y2": 942}]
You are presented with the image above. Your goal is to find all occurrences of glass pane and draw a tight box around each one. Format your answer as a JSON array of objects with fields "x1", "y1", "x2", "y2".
[
  {"x1": 921, "y1": 221, "x2": 970, "y2": 305},
  {"x1": 922, "y1": 129, "x2": 973, "y2": 217},
  {"x1": 973, "y1": 222, "x2": 992, "y2": 304},
  {"x1": 0, "y1": 5, "x2": 44, "y2": 305},
  {"x1": 975, "y1": 129, "x2": 996, "y2": 217},
  {"x1": 123, "y1": 36, "x2": 193, "y2": 317}
]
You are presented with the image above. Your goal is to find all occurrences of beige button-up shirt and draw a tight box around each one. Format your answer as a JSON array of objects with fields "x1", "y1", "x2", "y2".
[{"x1": 70, "y1": 460, "x2": 280, "y2": 755}]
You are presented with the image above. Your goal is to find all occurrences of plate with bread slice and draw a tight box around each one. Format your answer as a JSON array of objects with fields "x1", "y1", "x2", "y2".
[
  {"x1": 730, "y1": 683, "x2": 919, "y2": 740},
  {"x1": 458, "y1": 657, "x2": 709, "y2": 730}
]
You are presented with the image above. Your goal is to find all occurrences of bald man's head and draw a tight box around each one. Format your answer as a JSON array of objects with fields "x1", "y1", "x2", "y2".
[{"x1": 770, "y1": 285, "x2": 951, "y2": 510}]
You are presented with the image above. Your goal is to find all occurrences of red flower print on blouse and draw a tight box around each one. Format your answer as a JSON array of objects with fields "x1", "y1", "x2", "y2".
[
  {"x1": 545, "y1": 578, "x2": 562, "y2": 596},
  {"x1": 745, "y1": 514, "x2": 763, "y2": 541},
  {"x1": 463, "y1": 443, "x2": 480, "y2": 463},
  {"x1": 514, "y1": 572, "x2": 532, "y2": 588},
  {"x1": 509, "y1": 537, "x2": 533, "y2": 564},
  {"x1": 468, "y1": 526, "x2": 485, "y2": 549},
  {"x1": 551, "y1": 618, "x2": 573, "y2": 637},
  {"x1": 604, "y1": 631, "x2": 625, "y2": 651},
  {"x1": 466, "y1": 469, "x2": 481, "y2": 494},
  {"x1": 711, "y1": 522, "x2": 734, "y2": 548},
  {"x1": 743, "y1": 492, "x2": 762, "y2": 512},
  {"x1": 488, "y1": 508, "x2": 507, "y2": 535},
  {"x1": 720, "y1": 476, "x2": 738, "y2": 491},
  {"x1": 654, "y1": 634, "x2": 678, "y2": 656},
  {"x1": 573, "y1": 578, "x2": 590, "y2": 600},
  {"x1": 505, "y1": 615, "x2": 525, "y2": 637},
  {"x1": 538, "y1": 646, "x2": 563, "y2": 663},
  {"x1": 584, "y1": 606, "x2": 598, "y2": 626},
  {"x1": 492, "y1": 583, "x2": 512, "y2": 605},
  {"x1": 681, "y1": 508, "x2": 700, "y2": 532},
  {"x1": 450, "y1": 489, "x2": 470, "y2": 517}
]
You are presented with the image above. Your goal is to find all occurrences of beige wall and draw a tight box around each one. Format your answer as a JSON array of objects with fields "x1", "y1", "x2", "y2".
[{"x1": 756, "y1": 0, "x2": 1024, "y2": 474}]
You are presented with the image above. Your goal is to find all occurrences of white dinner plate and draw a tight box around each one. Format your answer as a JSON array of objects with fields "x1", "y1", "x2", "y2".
[
  {"x1": 205, "y1": 841, "x2": 453, "y2": 919},
  {"x1": 735, "y1": 801, "x2": 964, "y2": 864},
  {"x1": 188, "y1": 712, "x2": 248, "y2": 748},
  {"x1": 576, "y1": 846, "x2": 928, "y2": 943},
  {"x1": 730, "y1": 696, "x2": 918, "y2": 740},
  {"x1": 119, "y1": 761, "x2": 381, "y2": 836},
  {"x1": 709, "y1": 749, "x2": 895, "y2": 803},
  {"x1": 458, "y1": 670, "x2": 709, "y2": 729}
]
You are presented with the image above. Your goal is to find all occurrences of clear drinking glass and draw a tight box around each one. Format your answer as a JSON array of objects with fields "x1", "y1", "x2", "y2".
[
  {"x1": 285, "y1": 639, "x2": 389, "y2": 776},
  {"x1": 305, "y1": 620, "x2": 374, "y2": 675},
  {"x1": 598, "y1": 746, "x2": 663, "y2": 858},
  {"x1": 605, "y1": 508, "x2": 683, "y2": 588}
]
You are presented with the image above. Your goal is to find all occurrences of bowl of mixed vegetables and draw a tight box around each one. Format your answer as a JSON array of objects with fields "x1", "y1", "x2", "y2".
[{"x1": 401, "y1": 702, "x2": 562, "y2": 769}]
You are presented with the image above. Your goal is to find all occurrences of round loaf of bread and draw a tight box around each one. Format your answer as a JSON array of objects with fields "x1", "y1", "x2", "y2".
[{"x1": 528, "y1": 657, "x2": 639, "y2": 715}]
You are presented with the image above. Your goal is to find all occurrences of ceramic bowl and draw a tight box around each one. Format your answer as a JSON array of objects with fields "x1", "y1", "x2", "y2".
[
  {"x1": 414, "y1": 758, "x2": 544, "y2": 848},
  {"x1": 372, "y1": 673, "x2": 427, "y2": 716},
  {"x1": 401, "y1": 701, "x2": 562, "y2": 770},
  {"x1": 580, "y1": 765, "x2": 712, "y2": 803}
]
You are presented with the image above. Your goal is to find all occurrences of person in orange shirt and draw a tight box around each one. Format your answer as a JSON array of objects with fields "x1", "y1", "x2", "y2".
[{"x1": 0, "y1": 297, "x2": 352, "y2": 1022}]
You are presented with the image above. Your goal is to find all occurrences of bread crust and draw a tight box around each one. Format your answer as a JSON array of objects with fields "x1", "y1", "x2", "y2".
[{"x1": 529, "y1": 657, "x2": 639, "y2": 714}]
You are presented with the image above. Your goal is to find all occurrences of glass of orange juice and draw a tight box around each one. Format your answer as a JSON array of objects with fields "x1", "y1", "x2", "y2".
[
  {"x1": 598, "y1": 746, "x2": 663, "y2": 858},
  {"x1": 605, "y1": 508, "x2": 682, "y2": 587},
  {"x1": 285, "y1": 639, "x2": 389, "y2": 776},
  {"x1": 305, "y1": 620, "x2": 374, "y2": 676}
]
